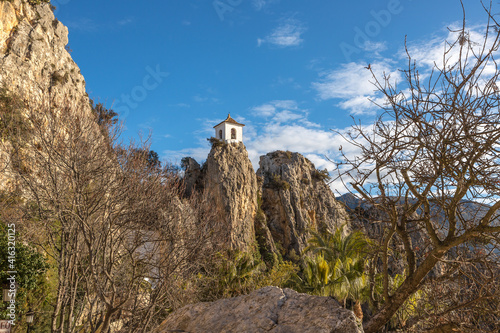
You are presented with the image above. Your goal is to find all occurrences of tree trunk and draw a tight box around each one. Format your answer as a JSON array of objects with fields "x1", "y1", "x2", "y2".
[
  {"x1": 353, "y1": 300, "x2": 363, "y2": 322},
  {"x1": 363, "y1": 250, "x2": 443, "y2": 333}
]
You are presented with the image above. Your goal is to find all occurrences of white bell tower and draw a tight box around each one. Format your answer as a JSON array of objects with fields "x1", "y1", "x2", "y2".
[{"x1": 213, "y1": 114, "x2": 245, "y2": 143}]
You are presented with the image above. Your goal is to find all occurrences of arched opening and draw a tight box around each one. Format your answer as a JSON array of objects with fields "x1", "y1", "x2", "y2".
[
  {"x1": 219, "y1": 129, "x2": 223, "y2": 139},
  {"x1": 231, "y1": 128, "x2": 236, "y2": 140}
]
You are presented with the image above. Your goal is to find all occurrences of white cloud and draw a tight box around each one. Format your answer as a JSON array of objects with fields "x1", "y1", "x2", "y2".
[
  {"x1": 362, "y1": 41, "x2": 387, "y2": 56},
  {"x1": 253, "y1": 0, "x2": 267, "y2": 10},
  {"x1": 66, "y1": 18, "x2": 99, "y2": 32},
  {"x1": 273, "y1": 100, "x2": 298, "y2": 109},
  {"x1": 312, "y1": 61, "x2": 399, "y2": 115},
  {"x1": 252, "y1": 104, "x2": 276, "y2": 117},
  {"x1": 251, "y1": 100, "x2": 298, "y2": 117},
  {"x1": 273, "y1": 110, "x2": 303, "y2": 123},
  {"x1": 258, "y1": 18, "x2": 306, "y2": 48},
  {"x1": 313, "y1": 62, "x2": 398, "y2": 100},
  {"x1": 312, "y1": 24, "x2": 499, "y2": 118},
  {"x1": 338, "y1": 95, "x2": 388, "y2": 116}
]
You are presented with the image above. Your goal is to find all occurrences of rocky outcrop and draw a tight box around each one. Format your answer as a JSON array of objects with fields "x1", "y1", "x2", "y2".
[
  {"x1": 155, "y1": 286, "x2": 363, "y2": 333},
  {"x1": 183, "y1": 147, "x2": 350, "y2": 259},
  {"x1": 257, "y1": 151, "x2": 349, "y2": 259},
  {"x1": 181, "y1": 157, "x2": 202, "y2": 197},
  {"x1": 0, "y1": 0, "x2": 89, "y2": 105},
  {"x1": 0, "y1": 0, "x2": 96, "y2": 191},
  {"x1": 202, "y1": 142, "x2": 258, "y2": 252}
]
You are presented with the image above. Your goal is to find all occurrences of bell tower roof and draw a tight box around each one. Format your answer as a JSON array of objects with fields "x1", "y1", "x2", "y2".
[{"x1": 213, "y1": 113, "x2": 245, "y2": 128}]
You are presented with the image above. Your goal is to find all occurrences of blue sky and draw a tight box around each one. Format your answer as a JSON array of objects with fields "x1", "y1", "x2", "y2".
[{"x1": 54, "y1": 0, "x2": 494, "y2": 189}]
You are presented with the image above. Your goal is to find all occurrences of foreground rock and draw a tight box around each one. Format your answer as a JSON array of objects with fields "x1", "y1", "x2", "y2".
[{"x1": 155, "y1": 286, "x2": 363, "y2": 333}]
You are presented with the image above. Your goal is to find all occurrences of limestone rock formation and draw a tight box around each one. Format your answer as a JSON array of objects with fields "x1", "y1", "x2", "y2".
[
  {"x1": 202, "y1": 141, "x2": 258, "y2": 251},
  {"x1": 155, "y1": 286, "x2": 363, "y2": 333},
  {"x1": 0, "y1": 0, "x2": 89, "y2": 105},
  {"x1": 181, "y1": 157, "x2": 201, "y2": 197},
  {"x1": 0, "y1": 0, "x2": 96, "y2": 191},
  {"x1": 183, "y1": 147, "x2": 350, "y2": 258},
  {"x1": 257, "y1": 151, "x2": 349, "y2": 259}
]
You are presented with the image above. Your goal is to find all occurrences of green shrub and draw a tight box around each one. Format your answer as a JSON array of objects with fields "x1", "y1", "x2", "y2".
[
  {"x1": 51, "y1": 72, "x2": 68, "y2": 86},
  {"x1": 0, "y1": 87, "x2": 29, "y2": 143},
  {"x1": 311, "y1": 169, "x2": 331, "y2": 182},
  {"x1": 27, "y1": 0, "x2": 50, "y2": 5},
  {"x1": 0, "y1": 222, "x2": 50, "y2": 326},
  {"x1": 207, "y1": 137, "x2": 226, "y2": 148},
  {"x1": 270, "y1": 174, "x2": 290, "y2": 191},
  {"x1": 196, "y1": 250, "x2": 297, "y2": 301}
]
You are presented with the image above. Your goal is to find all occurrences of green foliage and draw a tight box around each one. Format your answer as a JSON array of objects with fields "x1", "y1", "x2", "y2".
[
  {"x1": 0, "y1": 222, "x2": 50, "y2": 322},
  {"x1": 294, "y1": 225, "x2": 371, "y2": 309},
  {"x1": 197, "y1": 251, "x2": 263, "y2": 300},
  {"x1": 389, "y1": 273, "x2": 424, "y2": 328},
  {"x1": 293, "y1": 254, "x2": 332, "y2": 296},
  {"x1": 51, "y1": 72, "x2": 68, "y2": 86},
  {"x1": 304, "y1": 225, "x2": 371, "y2": 262},
  {"x1": 0, "y1": 86, "x2": 29, "y2": 143},
  {"x1": 270, "y1": 174, "x2": 290, "y2": 191},
  {"x1": 119, "y1": 147, "x2": 161, "y2": 169},
  {"x1": 311, "y1": 168, "x2": 331, "y2": 182},
  {"x1": 27, "y1": 0, "x2": 50, "y2": 5},
  {"x1": 90, "y1": 99, "x2": 118, "y2": 128},
  {"x1": 207, "y1": 136, "x2": 226, "y2": 148},
  {"x1": 197, "y1": 251, "x2": 297, "y2": 301},
  {"x1": 254, "y1": 195, "x2": 280, "y2": 268}
]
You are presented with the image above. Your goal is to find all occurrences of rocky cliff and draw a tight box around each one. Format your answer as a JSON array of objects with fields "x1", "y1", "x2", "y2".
[
  {"x1": 184, "y1": 145, "x2": 349, "y2": 260},
  {"x1": 199, "y1": 141, "x2": 259, "y2": 252},
  {"x1": 257, "y1": 151, "x2": 349, "y2": 259},
  {"x1": 0, "y1": 0, "x2": 95, "y2": 191},
  {"x1": 0, "y1": 0, "x2": 89, "y2": 105},
  {"x1": 155, "y1": 286, "x2": 363, "y2": 333}
]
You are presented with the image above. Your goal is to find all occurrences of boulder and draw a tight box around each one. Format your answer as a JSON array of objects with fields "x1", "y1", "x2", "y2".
[{"x1": 155, "y1": 286, "x2": 363, "y2": 333}]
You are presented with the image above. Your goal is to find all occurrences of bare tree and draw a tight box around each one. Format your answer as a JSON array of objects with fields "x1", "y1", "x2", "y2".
[
  {"x1": 337, "y1": 2, "x2": 500, "y2": 332},
  {"x1": 2, "y1": 93, "x2": 222, "y2": 332}
]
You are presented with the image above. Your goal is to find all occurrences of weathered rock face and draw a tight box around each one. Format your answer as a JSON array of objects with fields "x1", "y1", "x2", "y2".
[
  {"x1": 0, "y1": 0, "x2": 89, "y2": 105},
  {"x1": 184, "y1": 147, "x2": 350, "y2": 258},
  {"x1": 0, "y1": 0, "x2": 95, "y2": 191},
  {"x1": 202, "y1": 142, "x2": 258, "y2": 252},
  {"x1": 181, "y1": 157, "x2": 201, "y2": 197},
  {"x1": 155, "y1": 286, "x2": 363, "y2": 333},
  {"x1": 257, "y1": 151, "x2": 349, "y2": 259}
]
